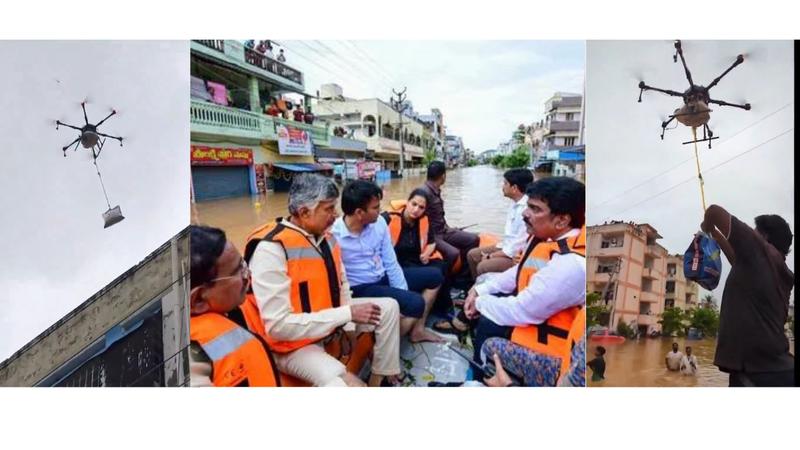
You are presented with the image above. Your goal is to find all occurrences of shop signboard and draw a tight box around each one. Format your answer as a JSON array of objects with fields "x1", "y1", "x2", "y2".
[
  {"x1": 191, "y1": 146, "x2": 253, "y2": 166},
  {"x1": 277, "y1": 124, "x2": 313, "y2": 156}
]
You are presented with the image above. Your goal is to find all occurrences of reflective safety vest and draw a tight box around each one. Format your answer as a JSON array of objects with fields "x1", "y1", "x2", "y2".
[
  {"x1": 190, "y1": 299, "x2": 281, "y2": 387},
  {"x1": 383, "y1": 209, "x2": 443, "y2": 261},
  {"x1": 243, "y1": 218, "x2": 344, "y2": 353},
  {"x1": 510, "y1": 226, "x2": 586, "y2": 359},
  {"x1": 560, "y1": 308, "x2": 586, "y2": 378}
]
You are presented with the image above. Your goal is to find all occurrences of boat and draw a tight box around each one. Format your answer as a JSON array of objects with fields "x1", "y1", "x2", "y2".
[{"x1": 588, "y1": 327, "x2": 626, "y2": 344}]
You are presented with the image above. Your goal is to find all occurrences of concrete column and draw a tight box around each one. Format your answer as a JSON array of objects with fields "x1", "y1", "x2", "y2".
[{"x1": 249, "y1": 76, "x2": 261, "y2": 113}]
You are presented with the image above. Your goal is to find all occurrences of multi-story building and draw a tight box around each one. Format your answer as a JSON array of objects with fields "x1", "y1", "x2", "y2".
[
  {"x1": 417, "y1": 108, "x2": 446, "y2": 159},
  {"x1": 587, "y1": 221, "x2": 669, "y2": 336},
  {"x1": 314, "y1": 84, "x2": 435, "y2": 173},
  {"x1": 445, "y1": 135, "x2": 465, "y2": 167},
  {"x1": 543, "y1": 92, "x2": 582, "y2": 150},
  {"x1": 0, "y1": 229, "x2": 189, "y2": 387},
  {"x1": 665, "y1": 254, "x2": 700, "y2": 310},
  {"x1": 190, "y1": 41, "x2": 366, "y2": 199}
]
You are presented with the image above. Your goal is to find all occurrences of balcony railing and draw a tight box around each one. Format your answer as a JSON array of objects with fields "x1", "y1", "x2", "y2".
[
  {"x1": 192, "y1": 40, "x2": 304, "y2": 88},
  {"x1": 640, "y1": 291, "x2": 659, "y2": 303},
  {"x1": 191, "y1": 100, "x2": 329, "y2": 145},
  {"x1": 244, "y1": 48, "x2": 303, "y2": 85},
  {"x1": 195, "y1": 39, "x2": 225, "y2": 53}
]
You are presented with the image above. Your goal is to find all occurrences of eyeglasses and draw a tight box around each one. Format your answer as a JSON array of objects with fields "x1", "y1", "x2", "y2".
[{"x1": 208, "y1": 259, "x2": 250, "y2": 284}]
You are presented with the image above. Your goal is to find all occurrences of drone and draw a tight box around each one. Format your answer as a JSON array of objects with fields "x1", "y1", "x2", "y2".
[
  {"x1": 637, "y1": 40, "x2": 751, "y2": 148},
  {"x1": 56, "y1": 101, "x2": 126, "y2": 228}
]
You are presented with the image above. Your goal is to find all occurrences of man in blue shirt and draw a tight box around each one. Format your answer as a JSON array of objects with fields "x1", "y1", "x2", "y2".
[{"x1": 331, "y1": 180, "x2": 427, "y2": 339}]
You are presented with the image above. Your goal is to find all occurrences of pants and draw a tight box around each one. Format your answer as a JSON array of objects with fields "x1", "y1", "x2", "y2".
[
  {"x1": 352, "y1": 275, "x2": 425, "y2": 318},
  {"x1": 435, "y1": 228, "x2": 480, "y2": 274},
  {"x1": 728, "y1": 370, "x2": 794, "y2": 387},
  {"x1": 402, "y1": 265, "x2": 444, "y2": 293},
  {"x1": 273, "y1": 296, "x2": 401, "y2": 386},
  {"x1": 466, "y1": 245, "x2": 515, "y2": 279},
  {"x1": 472, "y1": 316, "x2": 513, "y2": 379}
]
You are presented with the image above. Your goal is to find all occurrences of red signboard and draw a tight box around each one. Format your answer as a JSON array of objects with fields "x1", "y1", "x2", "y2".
[{"x1": 191, "y1": 146, "x2": 253, "y2": 166}]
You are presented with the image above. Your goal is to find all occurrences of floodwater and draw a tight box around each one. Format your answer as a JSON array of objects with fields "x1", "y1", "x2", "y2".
[
  {"x1": 587, "y1": 337, "x2": 796, "y2": 387},
  {"x1": 192, "y1": 165, "x2": 511, "y2": 250}
]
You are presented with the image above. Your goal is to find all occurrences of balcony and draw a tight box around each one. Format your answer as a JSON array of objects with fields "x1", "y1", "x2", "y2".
[
  {"x1": 639, "y1": 291, "x2": 659, "y2": 303},
  {"x1": 191, "y1": 100, "x2": 329, "y2": 146},
  {"x1": 191, "y1": 40, "x2": 304, "y2": 91},
  {"x1": 376, "y1": 137, "x2": 424, "y2": 158},
  {"x1": 546, "y1": 120, "x2": 581, "y2": 133},
  {"x1": 637, "y1": 314, "x2": 657, "y2": 326},
  {"x1": 642, "y1": 267, "x2": 657, "y2": 279}
]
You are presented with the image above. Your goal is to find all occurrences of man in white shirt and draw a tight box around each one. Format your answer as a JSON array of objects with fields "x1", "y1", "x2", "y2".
[
  {"x1": 665, "y1": 342, "x2": 684, "y2": 371},
  {"x1": 466, "y1": 168, "x2": 533, "y2": 279},
  {"x1": 464, "y1": 177, "x2": 586, "y2": 366},
  {"x1": 680, "y1": 346, "x2": 698, "y2": 375}
]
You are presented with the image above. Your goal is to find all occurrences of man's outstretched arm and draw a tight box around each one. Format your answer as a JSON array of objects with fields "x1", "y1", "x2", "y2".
[{"x1": 700, "y1": 204, "x2": 736, "y2": 264}]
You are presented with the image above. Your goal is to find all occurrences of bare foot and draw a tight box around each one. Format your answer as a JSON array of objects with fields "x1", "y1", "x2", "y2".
[{"x1": 409, "y1": 328, "x2": 445, "y2": 343}]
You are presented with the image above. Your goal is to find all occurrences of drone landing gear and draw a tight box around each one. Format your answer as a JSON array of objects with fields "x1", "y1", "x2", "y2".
[
  {"x1": 62, "y1": 136, "x2": 81, "y2": 157},
  {"x1": 661, "y1": 116, "x2": 676, "y2": 140},
  {"x1": 682, "y1": 124, "x2": 718, "y2": 149}
]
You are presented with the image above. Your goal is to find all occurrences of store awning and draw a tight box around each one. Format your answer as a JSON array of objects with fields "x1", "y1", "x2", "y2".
[{"x1": 272, "y1": 163, "x2": 333, "y2": 172}]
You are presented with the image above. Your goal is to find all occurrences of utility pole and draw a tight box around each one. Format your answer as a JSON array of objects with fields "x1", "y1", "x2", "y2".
[
  {"x1": 600, "y1": 257, "x2": 622, "y2": 330},
  {"x1": 390, "y1": 87, "x2": 408, "y2": 177}
]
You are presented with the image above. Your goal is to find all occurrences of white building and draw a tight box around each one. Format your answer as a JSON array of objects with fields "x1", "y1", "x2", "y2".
[
  {"x1": 417, "y1": 108, "x2": 446, "y2": 159},
  {"x1": 314, "y1": 84, "x2": 435, "y2": 172},
  {"x1": 543, "y1": 92, "x2": 583, "y2": 150},
  {"x1": 445, "y1": 134, "x2": 465, "y2": 167}
]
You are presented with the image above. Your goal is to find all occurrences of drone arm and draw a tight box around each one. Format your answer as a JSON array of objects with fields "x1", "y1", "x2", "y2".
[
  {"x1": 639, "y1": 83, "x2": 684, "y2": 98},
  {"x1": 706, "y1": 55, "x2": 745, "y2": 90},
  {"x1": 94, "y1": 110, "x2": 117, "y2": 128},
  {"x1": 81, "y1": 102, "x2": 89, "y2": 125},
  {"x1": 708, "y1": 98, "x2": 751, "y2": 110},
  {"x1": 62, "y1": 136, "x2": 81, "y2": 156},
  {"x1": 97, "y1": 132, "x2": 123, "y2": 145},
  {"x1": 674, "y1": 42, "x2": 695, "y2": 87},
  {"x1": 56, "y1": 121, "x2": 83, "y2": 131}
]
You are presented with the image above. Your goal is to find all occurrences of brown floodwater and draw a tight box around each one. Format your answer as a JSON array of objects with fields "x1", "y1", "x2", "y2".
[
  {"x1": 587, "y1": 336, "x2": 795, "y2": 387},
  {"x1": 192, "y1": 166, "x2": 511, "y2": 251}
]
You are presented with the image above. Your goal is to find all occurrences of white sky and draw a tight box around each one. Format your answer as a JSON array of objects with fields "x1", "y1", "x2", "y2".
[
  {"x1": 0, "y1": 41, "x2": 189, "y2": 361},
  {"x1": 278, "y1": 40, "x2": 585, "y2": 152},
  {"x1": 586, "y1": 40, "x2": 794, "y2": 303}
]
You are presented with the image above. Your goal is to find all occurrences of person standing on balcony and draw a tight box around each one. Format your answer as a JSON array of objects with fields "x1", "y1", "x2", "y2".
[
  {"x1": 418, "y1": 161, "x2": 480, "y2": 276},
  {"x1": 265, "y1": 41, "x2": 275, "y2": 59},
  {"x1": 277, "y1": 48, "x2": 286, "y2": 63},
  {"x1": 265, "y1": 99, "x2": 280, "y2": 117},
  {"x1": 255, "y1": 40, "x2": 267, "y2": 54},
  {"x1": 466, "y1": 168, "x2": 533, "y2": 279},
  {"x1": 293, "y1": 105, "x2": 305, "y2": 122}
]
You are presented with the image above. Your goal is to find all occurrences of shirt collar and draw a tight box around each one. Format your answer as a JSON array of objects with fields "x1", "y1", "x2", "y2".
[
  {"x1": 332, "y1": 216, "x2": 370, "y2": 238},
  {"x1": 425, "y1": 180, "x2": 440, "y2": 196},
  {"x1": 515, "y1": 194, "x2": 528, "y2": 207},
  {"x1": 280, "y1": 217, "x2": 326, "y2": 245}
]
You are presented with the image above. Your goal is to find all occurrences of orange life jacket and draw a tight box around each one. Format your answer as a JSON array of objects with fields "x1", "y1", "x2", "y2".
[
  {"x1": 560, "y1": 307, "x2": 586, "y2": 378},
  {"x1": 383, "y1": 209, "x2": 443, "y2": 261},
  {"x1": 190, "y1": 300, "x2": 281, "y2": 387},
  {"x1": 243, "y1": 218, "x2": 344, "y2": 353},
  {"x1": 510, "y1": 226, "x2": 586, "y2": 359}
]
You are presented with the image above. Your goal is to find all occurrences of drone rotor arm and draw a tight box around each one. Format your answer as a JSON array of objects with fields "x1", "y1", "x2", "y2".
[
  {"x1": 708, "y1": 98, "x2": 751, "y2": 110},
  {"x1": 62, "y1": 136, "x2": 81, "y2": 151},
  {"x1": 706, "y1": 54, "x2": 745, "y2": 91},
  {"x1": 81, "y1": 102, "x2": 89, "y2": 125},
  {"x1": 94, "y1": 110, "x2": 117, "y2": 128},
  {"x1": 56, "y1": 121, "x2": 83, "y2": 131},
  {"x1": 639, "y1": 83, "x2": 684, "y2": 98}
]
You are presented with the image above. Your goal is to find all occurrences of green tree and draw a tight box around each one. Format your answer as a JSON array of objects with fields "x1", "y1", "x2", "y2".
[
  {"x1": 491, "y1": 154, "x2": 505, "y2": 166},
  {"x1": 502, "y1": 146, "x2": 530, "y2": 168},
  {"x1": 422, "y1": 149, "x2": 437, "y2": 166},
  {"x1": 688, "y1": 307, "x2": 720, "y2": 337},
  {"x1": 586, "y1": 292, "x2": 609, "y2": 328},
  {"x1": 616, "y1": 320, "x2": 635, "y2": 339},
  {"x1": 467, "y1": 158, "x2": 478, "y2": 167},
  {"x1": 659, "y1": 307, "x2": 688, "y2": 337}
]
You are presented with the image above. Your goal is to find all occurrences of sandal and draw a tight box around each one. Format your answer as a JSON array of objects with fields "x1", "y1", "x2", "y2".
[{"x1": 432, "y1": 310, "x2": 470, "y2": 335}]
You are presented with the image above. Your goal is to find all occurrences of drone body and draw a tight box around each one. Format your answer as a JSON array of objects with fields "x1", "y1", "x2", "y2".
[{"x1": 637, "y1": 40, "x2": 751, "y2": 148}]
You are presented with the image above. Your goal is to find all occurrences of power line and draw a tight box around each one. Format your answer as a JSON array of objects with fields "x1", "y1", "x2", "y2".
[
  {"x1": 271, "y1": 40, "x2": 370, "y2": 96},
  {"x1": 344, "y1": 40, "x2": 399, "y2": 86},
  {"x1": 287, "y1": 40, "x2": 389, "y2": 96},
  {"x1": 603, "y1": 127, "x2": 793, "y2": 220},
  {"x1": 312, "y1": 40, "x2": 395, "y2": 93},
  {"x1": 593, "y1": 102, "x2": 793, "y2": 208}
]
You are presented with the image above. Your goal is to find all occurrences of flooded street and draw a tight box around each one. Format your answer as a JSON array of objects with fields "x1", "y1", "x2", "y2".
[
  {"x1": 588, "y1": 337, "x2": 795, "y2": 387},
  {"x1": 192, "y1": 165, "x2": 511, "y2": 250}
]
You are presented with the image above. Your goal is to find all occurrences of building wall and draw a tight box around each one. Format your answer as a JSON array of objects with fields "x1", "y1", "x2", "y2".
[{"x1": 0, "y1": 230, "x2": 189, "y2": 387}]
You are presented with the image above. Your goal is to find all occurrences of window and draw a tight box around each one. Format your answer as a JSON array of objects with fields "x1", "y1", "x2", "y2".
[
  {"x1": 639, "y1": 303, "x2": 651, "y2": 315},
  {"x1": 601, "y1": 235, "x2": 623, "y2": 248},
  {"x1": 666, "y1": 281, "x2": 676, "y2": 293},
  {"x1": 564, "y1": 137, "x2": 576, "y2": 146},
  {"x1": 665, "y1": 299, "x2": 675, "y2": 308},
  {"x1": 565, "y1": 112, "x2": 574, "y2": 121},
  {"x1": 667, "y1": 264, "x2": 677, "y2": 276}
]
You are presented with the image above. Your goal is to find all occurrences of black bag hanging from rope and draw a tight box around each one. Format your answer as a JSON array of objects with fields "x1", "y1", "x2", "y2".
[{"x1": 683, "y1": 232, "x2": 722, "y2": 290}]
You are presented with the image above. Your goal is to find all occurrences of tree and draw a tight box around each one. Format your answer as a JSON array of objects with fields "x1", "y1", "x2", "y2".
[
  {"x1": 616, "y1": 320, "x2": 635, "y2": 339},
  {"x1": 422, "y1": 149, "x2": 437, "y2": 166},
  {"x1": 659, "y1": 307, "x2": 688, "y2": 337},
  {"x1": 586, "y1": 292, "x2": 609, "y2": 328},
  {"x1": 491, "y1": 154, "x2": 505, "y2": 166},
  {"x1": 501, "y1": 146, "x2": 530, "y2": 168},
  {"x1": 688, "y1": 307, "x2": 720, "y2": 337},
  {"x1": 701, "y1": 294, "x2": 718, "y2": 311}
]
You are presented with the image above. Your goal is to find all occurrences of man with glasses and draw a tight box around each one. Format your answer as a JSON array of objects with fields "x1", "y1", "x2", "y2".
[{"x1": 188, "y1": 225, "x2": 281, "y2": 387}]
